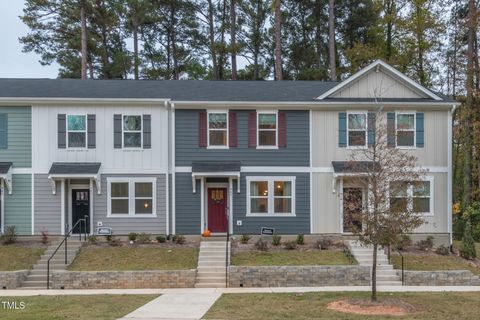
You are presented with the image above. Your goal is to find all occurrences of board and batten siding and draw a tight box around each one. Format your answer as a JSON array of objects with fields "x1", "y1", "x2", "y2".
[
  {"x1": 33, "y1": 174, "x2": 62, "y2": 235},
  {"x1": 0, "y1": 107, "x2": 32, "y2": 168},
  {"x1": 4, "y1": 174, "x2": 32, "y2": 235},
  {"x1": 312, "y1": 110, "x2": 448, "y2": 168},
  {"x1": 311, "y1": 172, "x2": 448, "y2": 234},
  {"x1": 175, "y1": 110, "x2": 309, "y2": 166},
  {"x1": 93, "y1": 174, "x2": 167, "y2": 235},
  {"x1": 32, "y1": 105, "x2": 169, "y2": 173}
]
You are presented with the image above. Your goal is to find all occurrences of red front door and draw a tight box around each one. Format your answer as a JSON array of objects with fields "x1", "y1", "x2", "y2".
[{"x1": 207, "y1": 188, "x2": 228, "y2": 233}]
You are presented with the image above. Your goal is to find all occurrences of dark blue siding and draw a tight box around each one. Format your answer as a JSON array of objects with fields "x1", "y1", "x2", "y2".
[
  {"x1": 175, "y1": 173, "x2": 201, "y2": 234},
  {"x1": 175, "y1": 110, "x2": 310, "y2": 166}
]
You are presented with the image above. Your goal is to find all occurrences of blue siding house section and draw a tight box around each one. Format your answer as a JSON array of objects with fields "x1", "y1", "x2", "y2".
[
  {"x1": 175, "y1": 109, "x2": 310, "y2": 166},
  {"x1": 175, "y1": 173, "x2": 202, "y2": 234},
  {"x1": 0, "y1": 106, "x2": 32, "y2": 167}
]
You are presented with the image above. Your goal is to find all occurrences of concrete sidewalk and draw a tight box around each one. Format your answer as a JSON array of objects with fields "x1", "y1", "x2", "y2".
[
  {"x1": 2, "y1": 286, "x2": 480, "y2": 296},
  {"x1": 118, "y1": 293, "x2": 221, "y2": 320}
]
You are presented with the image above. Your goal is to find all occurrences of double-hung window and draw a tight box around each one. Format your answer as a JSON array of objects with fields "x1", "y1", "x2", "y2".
[
  {"x1": 347, "y1": 112, "x2": 367, "y2": 147},
  {"x1": 67, "y1": 115, "x2": 87, "y2": 148},
  {"x1": 396, "y1": 113, "x2": 415, "y2": 147},
  {"x1": 389, "y1": 179, "x2": 433, "y2": 215},
  {"x1": 108, "y1": 178, "x2": 156, "y2": 216},
  {"x1": 257, "y1": 112, "x2": 277, "y2": 147},
  {"x1": 208, "y1": 111, "x2": 228, "y2": 147},
  {"x1": 247, "y1": 177, "x2": 295, "y2": 216},
  {"x1": 123, "y1": 115, "x2": 142, "y2": 148}
]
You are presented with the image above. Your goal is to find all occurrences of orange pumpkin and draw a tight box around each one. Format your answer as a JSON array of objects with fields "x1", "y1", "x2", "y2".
[{"x1": 202, "y1": 229, "x2": 211, "y2": 237}]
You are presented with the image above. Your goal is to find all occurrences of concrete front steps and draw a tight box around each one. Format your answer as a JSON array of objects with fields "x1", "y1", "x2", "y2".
[
  {"x1": 195, "y1": 237, "x2": 230, "y2": 288},
  {"x1": 348, "y1": 240, "x2": 402, "y2": 286},
  {"x1": 19, "y1": 237, "x2": 84, "y2": 289}
]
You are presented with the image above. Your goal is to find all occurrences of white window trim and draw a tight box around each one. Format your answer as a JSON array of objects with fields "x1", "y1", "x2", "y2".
[
  {"x1": 257, "y1": 111, "x2": 279, "y2": 149},
  {"x1": 66, "y1": 114, "x2": 88, "y2": 149},
  {"x1": 388, "y1": 176, "x2": 434, "y2": 217},
  {"x1": 246, "y1": 176, "x2": 296, "y2": 217},
  {"x1": 346, "y1": 111, "x2": 368, "y2": 149},
  {"x1": 122, "y1": 114, "x2": 143, "y2": 149},
  {"x1": 207, "y1": 110, "x2": 229, "y2": 149},
  {"x1": 107, "y1": 177, "x2": 157, "y2": 217},
  {"x1": 395, "y1": 111, "x2": 417, "y2": 149}
]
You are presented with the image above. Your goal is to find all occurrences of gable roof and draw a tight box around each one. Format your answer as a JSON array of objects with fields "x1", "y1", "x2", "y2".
[{"x1": 316, "y1": 60, "x2": 443, "y2": 101}]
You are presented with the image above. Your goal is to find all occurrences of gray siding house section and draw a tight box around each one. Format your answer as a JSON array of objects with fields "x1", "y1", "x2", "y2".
[
  {"x1": 175, "y1": 110, "x2": 310, "y2": 166},
  {"x1": 4, "y1": 174, "x2": 32, "y2": 235},
  {"x1": 93, "y1": 174, "x2": 167, "y2": 235},
  {"x1": 34, "y1": 174, "x2": 62, "y2": 235},
  {"x1": 175, "y1": 174, "x2": 201, "y2": 235},
  {"x1": 233, "y1": 173, "x2": 310, "y2": 234}
]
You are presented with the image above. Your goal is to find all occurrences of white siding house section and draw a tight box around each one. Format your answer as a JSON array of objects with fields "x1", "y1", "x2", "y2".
[
  {"x1": 331, "y1": 68, "x2": 428, "y2": 99},
  {"x1": 32, "y1": 104, "x2": 169, "y2": 173}
]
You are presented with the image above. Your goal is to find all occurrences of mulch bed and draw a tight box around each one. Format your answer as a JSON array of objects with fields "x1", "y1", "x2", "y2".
[{"x1": 327, "y1": 298, "x2": 419, "y2": 316}]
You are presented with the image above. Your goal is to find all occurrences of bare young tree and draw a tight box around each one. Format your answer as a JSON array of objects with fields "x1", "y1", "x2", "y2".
[{"x1": 343, "y1": 111, "x2": 426, "y2": 301}]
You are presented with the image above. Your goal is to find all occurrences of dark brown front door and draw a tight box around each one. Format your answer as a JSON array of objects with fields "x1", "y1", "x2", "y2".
[
  {"x1": 207, "y1": 187, "x2": 228, "y2": 233},
  {"x1": 343, "y1": 188, "x2": 363, "y2": 233}
]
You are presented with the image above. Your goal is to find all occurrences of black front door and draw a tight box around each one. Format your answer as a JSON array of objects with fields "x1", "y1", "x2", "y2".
[{"x1": 72, "y1": 189, "x2": 90, "y2": 233}]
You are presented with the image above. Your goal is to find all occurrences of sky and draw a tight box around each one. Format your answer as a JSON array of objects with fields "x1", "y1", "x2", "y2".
[{"x1": 0, "y1": 1, "x2": 59, "y2": 78}]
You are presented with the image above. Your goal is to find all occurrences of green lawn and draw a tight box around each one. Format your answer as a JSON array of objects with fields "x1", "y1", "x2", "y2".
[
  {"x1": 68, "y1": 246, "x2": 198, "y2": 271},
  {"x1": 0, "y1": 245, "x2": 45, "y2": 271},
  {"x1": 232, "y1": 249, "x2": 355, "y2": 266},
  {"x1": 391, "y1": 252, "x2": 480, "y2": 275},
  {"x1": 204, "y1": 292, "x2": 480, "y2": 320},
  {"x1": 0, "y1": 295, "x2": 157, "y2": 320}
]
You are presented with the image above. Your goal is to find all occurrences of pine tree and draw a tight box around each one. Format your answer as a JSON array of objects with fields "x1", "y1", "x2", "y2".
[{"x1": 460, "y1": 220, "x2": 477, "y2": 259}]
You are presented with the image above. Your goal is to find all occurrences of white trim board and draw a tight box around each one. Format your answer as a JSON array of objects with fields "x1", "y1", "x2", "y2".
[{"x1": 175, "y1": 166, "x2": 448, "y2": 173}]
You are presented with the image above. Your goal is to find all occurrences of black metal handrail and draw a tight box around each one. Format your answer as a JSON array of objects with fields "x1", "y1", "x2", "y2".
[
  {"x1": 225, "y1": 208, "x2": 229, "y2": 288},
  {"x1": 397, "y1": 249, "x2": 405, "y2": 286},
  {"x1": 47, "y1": 218, "x2": 87, "y2": 289}
]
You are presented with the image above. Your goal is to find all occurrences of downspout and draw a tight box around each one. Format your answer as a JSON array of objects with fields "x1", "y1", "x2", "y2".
[
  {"x1": 170, "y1": 102, "x2": 176, "y2": 235},
  {"x1": 448, "y1": 104, "x2": 456, "y2": 246}
]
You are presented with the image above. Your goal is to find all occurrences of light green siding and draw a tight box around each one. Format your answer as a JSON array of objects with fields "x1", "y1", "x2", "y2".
[
  {"x1": 0, "y1": 106, "x2": 32, "y2": 168},
  {"x1": 4, "y1": 174, "x2": 32, "y2": 235}
]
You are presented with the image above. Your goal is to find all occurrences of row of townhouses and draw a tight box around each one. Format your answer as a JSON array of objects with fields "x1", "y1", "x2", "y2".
[{"x1": 0, "y1": 60, "x2": 458, "y2": 244}]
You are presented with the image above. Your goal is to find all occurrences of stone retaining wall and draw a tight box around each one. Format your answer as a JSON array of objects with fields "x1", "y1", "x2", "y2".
[
  {"x1": 50, "y1": 270, "x2": 197, "y2": 289},
  {"x1": 228, "y1": 265, "x2": 370, "y2": 287},
  {"x1": 399, "y1": 270, "x2": 480, "y2": 286},
  {"x1": 0, "y1": 271, "x2": 29, "y2": 289}
]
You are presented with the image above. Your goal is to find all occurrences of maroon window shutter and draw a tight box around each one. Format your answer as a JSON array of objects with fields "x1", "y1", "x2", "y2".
[
  {"x1": 229, "y1": 112, "x2": 238, "y2": 147},
  {"x1": 248, "y1": 111, "x2": 257, "y2": 148},
  {"x1": 199, "y1": 111, "x2": 207, "y2": 147},
  {"x1": 278, "y1": 111, "x2": 287, "y2": 148}
]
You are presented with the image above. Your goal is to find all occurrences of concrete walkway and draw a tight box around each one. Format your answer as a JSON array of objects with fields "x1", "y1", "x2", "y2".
[{"x1": 118, "y1": 293, "x2": 221, "y2": 320}]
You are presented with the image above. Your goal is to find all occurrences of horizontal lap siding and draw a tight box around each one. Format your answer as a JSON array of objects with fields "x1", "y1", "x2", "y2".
[
  {"x1": 0, "y1": 107, "x2": 31, "y2": 167},
  {"x1": 233, "y1": 173, "x2": 310, "y2": 235},
  {"x1": 312, "y1": 173, "x2": 341, "y2": 233},
  {"x1": 93, "y1": 174, "x2": 167, "y2": 235},
  {"x1": 34, "y1": 174, "x2": 62, "y2": 235},
  {"x1": 175, "y1": 110, "x2": 309, "y2": 166},
  {"x1": 175, "y1": 173, "x2": 201, "y2": 235},
  {"x1": 4, "y1": 174, "x2": 32, "y2": 235}
]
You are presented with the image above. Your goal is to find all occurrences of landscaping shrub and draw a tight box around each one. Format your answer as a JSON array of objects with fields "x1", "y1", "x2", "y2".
[
  {"x1": 137, "y1": 233, "x2": 151, "y2": 243},
  {"x1": 240, "y1": 234, "x2": 251, "y2": 244},
  {"x1": 464, "y1": 202, "x2": 480, "y2": 241},
  {"x1": 1, "y1": 226, "x2": 17, "y2": 245},
  {"x1": 272, "y1": 235, "x2": 282, "y2": 246},
  {"x1": 156, "y1": 235, "x2": 166, "y2": 243},
  {"x1": 284, "y1": 241, "x2": 297, "y2": 250},
  {"x1": 316, "y1": 238, "x2": 332, "y2": 250},
  {"x1": 460, "y1": 221, "x2": 477, "y2": 260},
  {"x1": 254, "y1": 238, "x2": 268, "y2": 251},
  {"x1": 87, "y1": 235, "x2": 98, "y2": 245},
  {"x1": 395, "y1": 234, "x2": 412, "y2": 251},
  {"x1": 416, "y1": 235, "x2": 434, "y2": 251},
  {"x1": 173, "y1": 235, "x2": 186, "y2": 245},
  {"x1": 128, "y1": 233, "x2": 138, "y2": 242},
  {"x1": 41, "y1": 229, "x2": 49, "y2": 244},
  {"x1": 106, "y1": 234, "x2": 121, "y2": 246},
  {"x1": 435, "y1": 245, "x2": 450, "y2": 256},
  {"x1": 296, "y1": 234, "x2": 305, "y2": 245},
  {"x1": 343, "y1": 246, "x2": 356, "y2": 263}
]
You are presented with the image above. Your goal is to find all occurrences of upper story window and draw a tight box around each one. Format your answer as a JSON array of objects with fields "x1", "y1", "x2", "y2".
[
  {"x1": 123, "y1": 115, "x2": 142, "y2": 148},
  {"x1": 389, "y1": 179, "x2": 432, "y2": 215},
  {"x1": 67, "y1": 115, "x2": 87, "y2": 148},
  {"x1": 396, "y1": 113, "x2": 415, "y2": 147},
  {"x1": 257, "y1": 112, "x2": 277, "y2": 147},
  {"x1": 247, "y1": 176, "x2": 295, "y2": 216},
  {"x1": 108, "y1": 178, "x2": 156, "y2": 217},
  {"x1": 347, "y1": 112, "x2": 367, "y2": 147},
  {"x1": 208, "y1": 112, "x2": 228, "y2": 147}
]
